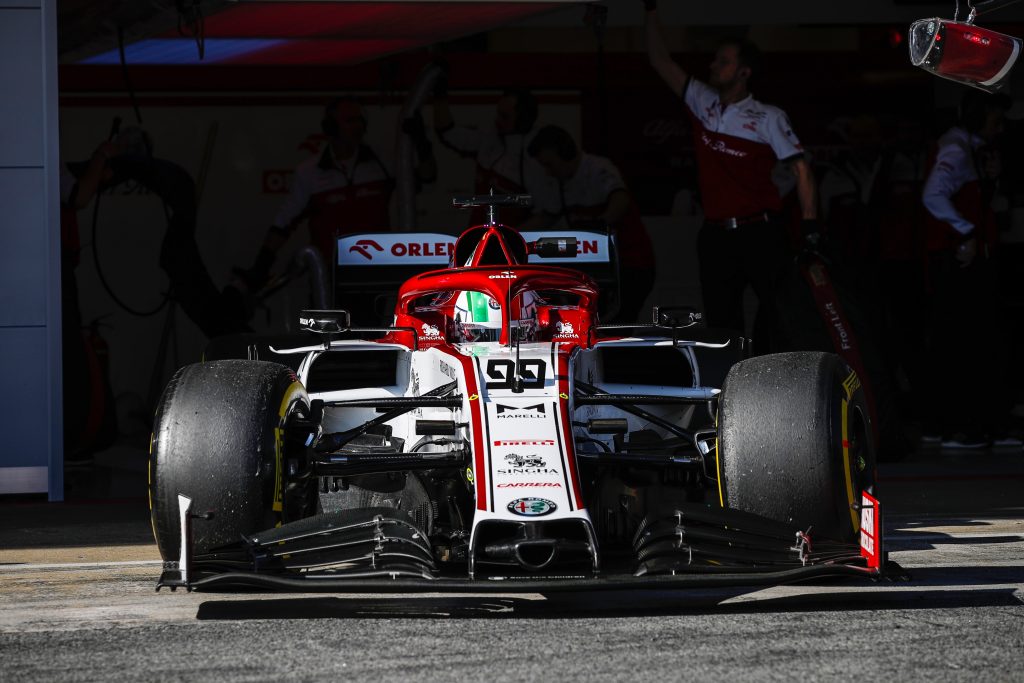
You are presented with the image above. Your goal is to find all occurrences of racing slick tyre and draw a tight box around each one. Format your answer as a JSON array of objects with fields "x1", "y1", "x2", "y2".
[
  {"x1": 149, "y1": 360, "x2": 308, "y2": 559},
  {"x1": 716, "y1": 351, "x2": 874, "y2": 542}
]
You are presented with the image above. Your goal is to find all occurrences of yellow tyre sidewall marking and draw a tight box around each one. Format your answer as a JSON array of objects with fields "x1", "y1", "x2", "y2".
[
  {"x1": 274, "y1": 381, "x2": 305, "y2": 514},
  {"x1": 715, "y1": 410, "x2": 724, "y2": 507}
]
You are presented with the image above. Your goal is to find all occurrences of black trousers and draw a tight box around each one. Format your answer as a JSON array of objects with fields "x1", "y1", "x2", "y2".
[
  {"x1": 924, "y1": 252, "x2": 1008, "y2": 437},
  {"x1": 696, "y1": 218, "x2": 789, "y2": 352}
]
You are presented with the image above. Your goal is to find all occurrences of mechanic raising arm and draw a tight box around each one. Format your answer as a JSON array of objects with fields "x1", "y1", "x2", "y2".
[{"x1": 644, "y1": 0, "x2": 816, "y2": 348}]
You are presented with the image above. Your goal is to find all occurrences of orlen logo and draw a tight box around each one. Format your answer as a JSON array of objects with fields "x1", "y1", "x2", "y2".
[
  {"x1": 350, "y1": 239, "x2": 384, "y2": 260},
  {"x1": 421, "y1": 323, "x2": 441, "y2": 339}
]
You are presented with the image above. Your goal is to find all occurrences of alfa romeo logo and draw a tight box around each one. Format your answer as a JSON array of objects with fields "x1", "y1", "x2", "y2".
[{"x1": 507, "y1": 497, "x2": 557, "y2": 517}]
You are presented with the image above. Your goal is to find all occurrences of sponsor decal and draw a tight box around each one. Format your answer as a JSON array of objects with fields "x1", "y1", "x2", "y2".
[
  {"x1": 497, "y1": 482, "x2": 562, "y2": 488},
  {"x1": 494, "y1": 439, "x2": 555, "y2": 447},
  {"x1": 507, "y1": 497, "x2": 558, "y2": 517},
  {"x1": 520, "y1": 231, "x2": 609, "y2": 263},
  {"x1": 824, "y1": 301, "x2": 852, "y2": 351},
  {"x1": 497, "y1": 454, "x2": 559, "y2": 476},
  {"x1": 504, "y1": 453, "x2": 546, "y2": 468},
  {"x1": 421, "y1": 323, "x2": 441, "y2": 339},
  {"x1": 554, "y1": 321, "x2": 579, "y2": 339},
  {"x1": 439, "y1": 360, "x2": 458, "y2": 381},
  {"x1": 350, "y1": 239, "x2": 384, "y2": 260},
  {"x1": 859, "y1": 492, "x2": 881, "y2": 569},
  {"x1": 338, "y1": 234, "x2": 456, "y2": 265},
  {"x1": 488, "y1": 270, "x2": 518, "y2": 280},
  {"x1": 700, "y1": 131, "x2": 748, "y2": 158},
  {"x1": 390, "y1": 241, "x2": 453, "y2": 258},
  {"x1": 485, "y1": 359, "x2": 546, "y2": 390},
  {"x1": 411, "y1": 370, "x2": 422, "y2": 416},
  {"x1": 495, "y1": 403, "x2": 545, "y2": 418}
]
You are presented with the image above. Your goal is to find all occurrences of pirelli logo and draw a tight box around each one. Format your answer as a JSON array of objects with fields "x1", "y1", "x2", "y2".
[{"x1": 842, "y1": 371, "x2": 861, "y2": 400}]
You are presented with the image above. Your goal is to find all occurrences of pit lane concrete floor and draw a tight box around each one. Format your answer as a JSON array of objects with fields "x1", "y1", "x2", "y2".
[{"x1": 1, "y1": 446, "x2": 1022, "y2": 683}]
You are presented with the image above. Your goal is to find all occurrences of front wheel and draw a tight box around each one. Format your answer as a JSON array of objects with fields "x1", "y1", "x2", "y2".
[
  {"x1": 149, "y1": 360, "x2": 308, "y2": 559},
  {"x1": 715, "y1": 351, "x2": 874, "y2": 542}
]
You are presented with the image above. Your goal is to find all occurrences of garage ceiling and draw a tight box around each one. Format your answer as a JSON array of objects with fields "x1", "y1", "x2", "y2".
[{"x1": 59, "y1": 0, "x2": 586, "y2": 65}]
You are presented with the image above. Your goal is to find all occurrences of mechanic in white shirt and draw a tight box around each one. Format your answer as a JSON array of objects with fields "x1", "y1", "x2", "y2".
[
  {"x1": 519, "y1": 125, "x2": 655, "y2": 323},
  {"x1": 920, "y1": 90, "x2": 1014, "y2": 450},
  {"x1": 922, "y1": 91, "x2": 1010, "y2": 264},
  {"x1": 432, "y1": 84, "x2": 550, "y2": 227}
]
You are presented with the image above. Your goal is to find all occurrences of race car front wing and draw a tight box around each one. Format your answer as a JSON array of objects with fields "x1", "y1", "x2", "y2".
[{"x1": 157, "y1": 492, "x2": 897, "y2": 592}]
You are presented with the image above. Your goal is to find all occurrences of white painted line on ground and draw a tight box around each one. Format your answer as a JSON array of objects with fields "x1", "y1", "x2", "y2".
[{"x1": 0, "y1": 560, "x2": 162, "y2": 571}]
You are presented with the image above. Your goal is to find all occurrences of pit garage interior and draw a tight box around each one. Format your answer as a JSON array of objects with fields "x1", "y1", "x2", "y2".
[{"x1": 3, "y1": 0, "x2": 1024, "y2": 500}]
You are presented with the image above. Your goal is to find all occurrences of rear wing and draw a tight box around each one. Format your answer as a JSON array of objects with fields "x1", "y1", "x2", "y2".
[
  {"x1": 335, "y1": 230, "x2": 618, "y2": 318},
  {"x1": 337, "y1": 230, "x2": 612, "y2": 267}
]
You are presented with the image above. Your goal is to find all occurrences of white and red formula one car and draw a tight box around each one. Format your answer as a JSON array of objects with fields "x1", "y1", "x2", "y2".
[{"x1": 151, "y1": 195, "x2": 886, "y2": 592}]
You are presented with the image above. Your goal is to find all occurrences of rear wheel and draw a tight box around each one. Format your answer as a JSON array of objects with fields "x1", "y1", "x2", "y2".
[
  {"x1": 715, "y1": 351, "x2": 874, "y2": 541},
  {"x1": 149, "y1": 360, "x2": 308, "y2": 559}
]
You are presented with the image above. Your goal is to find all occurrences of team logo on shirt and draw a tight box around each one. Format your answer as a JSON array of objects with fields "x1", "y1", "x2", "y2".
[{"x1": 700, "y1": 132, "x2": 748, "y2": 158}]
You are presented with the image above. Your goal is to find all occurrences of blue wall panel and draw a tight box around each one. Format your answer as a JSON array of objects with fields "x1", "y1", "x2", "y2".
[
  {"x1": 0, "y1": 327, "x2": 50, "y2": 468},
  {"x1": 0, "y1": 1, "x2": 61, "y2": 498},
  {"x1": 0, "y1": 169, "x2": 47, "y2": 327},
  {"x1": 0, "y1": 8, "x2": 44, "y2": 168}
]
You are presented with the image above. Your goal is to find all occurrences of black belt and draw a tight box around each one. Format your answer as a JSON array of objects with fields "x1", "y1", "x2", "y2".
[{"x1": 705, "y1": 212, "x2": 771, "y2": 230}]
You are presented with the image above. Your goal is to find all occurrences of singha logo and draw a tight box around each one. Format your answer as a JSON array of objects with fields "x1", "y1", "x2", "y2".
[
  {"x1": 505, "y1": 453, "x2": 546, "y2": 468},
  {"x1": 554, "y1": 321, "x2": 578, "y2": 338},
  {"x1": 421, "y1": 323, "x2": 441, "y2": 339}
]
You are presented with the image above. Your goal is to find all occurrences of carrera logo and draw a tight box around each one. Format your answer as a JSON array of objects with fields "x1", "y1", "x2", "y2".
[
  {"x1": 350, "y1": 239, "x2": 384, "y2": 260},
  {"x1": 494, "y1": 439, "x2": 555, "y2": 447},
  {"x1": 497, "y1": 482, "x2": 562, "y2": 488},
  {"x1": 495, "y1": 404, "x2": 545, "y2": 418}
]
